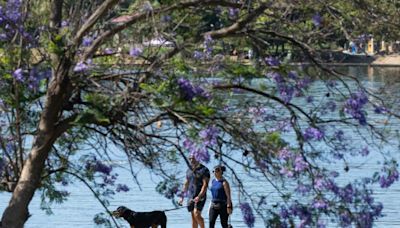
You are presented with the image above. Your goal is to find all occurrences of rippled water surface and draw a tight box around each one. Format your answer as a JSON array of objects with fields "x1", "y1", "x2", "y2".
[{"x1": 1, "y1": 66, "x2": 400, "y2": 227}]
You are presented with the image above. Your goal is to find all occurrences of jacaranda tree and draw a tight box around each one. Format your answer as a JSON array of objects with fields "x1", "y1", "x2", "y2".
[{"x1": 0, "y1": 0, "x2": 399, "y2": 227}]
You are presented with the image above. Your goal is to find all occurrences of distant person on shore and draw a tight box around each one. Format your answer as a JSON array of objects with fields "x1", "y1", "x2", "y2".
[
  {"x1": 209, "y1": 165, "x2": 233, "y2": 228},
  {"x1": 349, "y1": 41, "x2": 357, "y2": 53},
  {"x1": 179, "y1": 155, "x2": 210, "y2": 228}
]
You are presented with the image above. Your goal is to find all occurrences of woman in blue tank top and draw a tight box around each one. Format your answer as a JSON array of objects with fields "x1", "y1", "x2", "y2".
[{"x1": 209, "y1": 165, "x2": 233, "y2": 228}]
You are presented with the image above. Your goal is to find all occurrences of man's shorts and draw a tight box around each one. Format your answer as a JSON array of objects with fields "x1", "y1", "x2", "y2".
[{"x1": 187, "y1": 197, "x2": 207, "y2": 212}]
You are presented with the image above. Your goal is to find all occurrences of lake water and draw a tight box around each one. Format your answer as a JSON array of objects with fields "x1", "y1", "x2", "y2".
[{"x1": 1, "y1": 66, "x2": 400, "y2": 227}]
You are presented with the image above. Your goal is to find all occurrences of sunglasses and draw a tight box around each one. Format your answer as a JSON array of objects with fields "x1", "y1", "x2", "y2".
[{"x1": 213, "y1": 168, "x2": 221, "y2": 172}]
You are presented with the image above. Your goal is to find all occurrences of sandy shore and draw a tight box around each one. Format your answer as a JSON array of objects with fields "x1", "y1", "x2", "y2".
[{"x1": 371, "y1": 54, "x2": 400, "y2": 66}]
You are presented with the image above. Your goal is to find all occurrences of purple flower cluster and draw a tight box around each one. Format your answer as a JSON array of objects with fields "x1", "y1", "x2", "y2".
[
  {"x1": 12, "y1": 68, "x2": 23, "y2": 81},
  {"x1": 203, "y1": 35, "x2": 213, "y2": 59},
  {"x1": 240, "y1": 202, "x2": 255, "y2": 228},
  {"x1": 344, "y1": 91, "x2": 368, "y2": 125},
  {"x1": 312, "y1": 198, "x2": 328, "y2": 210},
  {"x1": 73, "y1": 61, "x2": 89, "y2": 72},
  {"x1": 0, "y1": 0, "x2": 24, "y2": 41},
  {"x1": 294, "y1": 155, "x2": 308, "y2": 172},
  {"x1": 379, "y1": 166, "x2": 399, "y2": 188},
  {"x1": 303, "y1": 127, "x2": 324, "y2": 141},
  {"x1": 199, "y1": 126, "x2": 219, "y2": 146},
  {"x1": 129, "y1": 47, "x2": 143, "y2": 57},
  {"x1": 265, "y1": 57, "x2": 280, "y2": 66},
  {"x1": 183, "y1": 138, "x2": 210, "y2": 163},
  {"x1": 177, "y1": 78, "x2": 210, "y2": 101},
  {"x1": 312, "y1": 13, "x2": 322, "y2": 27},
  {"x1": 360, "y1": 147, "x2": 369, "y2": 156},
  {"x1": 278, "y1": 147, "x2": 292, "y2": 160},
  {"x1": 11, "y1": 68, "x2": 50, "y2": 91},
  {"x1": 248, "y1": 107, "x2": 266, "y2": 123},
  {"x1": 193, "y1": 50, "x2": 203, "y2": 59},
  {"x1": 228, "y1": 8, "x2": 240, "y2": 19},
  {"x1": 86, "y1": 159, "x2": 113, "y2": 175},
  {"x1": 116, "y1": 184, "x2": 130, "y2": 192},
  {"x1": 266, "y1": 71, "x2": 311, "y2": 104},
  {"x1": 82, "y1": 36, "x2": 93, "y2": 47}
]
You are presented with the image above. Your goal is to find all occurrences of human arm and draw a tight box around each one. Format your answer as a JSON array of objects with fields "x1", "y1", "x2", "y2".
[
  {"x1": 223, "y1": 180, "x2": 233, "y2": 214},
  {"x1": 178, "y1": 178, "x2": 189, "y2": 205},
  {"x1": 194, "y1": 176, "x2": 209, "y2": 203}
]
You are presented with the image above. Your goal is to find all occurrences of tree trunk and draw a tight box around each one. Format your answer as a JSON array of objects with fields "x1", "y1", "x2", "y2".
[{"x1": 1, "y1": 59, "x2": 72, "y2": 228}]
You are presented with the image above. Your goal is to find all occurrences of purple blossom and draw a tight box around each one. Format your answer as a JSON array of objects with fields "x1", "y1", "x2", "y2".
[
  {"x1": 265, "y1": 56, "x2": 280, "y2": 66},
  {"x1": 296, "y1": 77, "x2": 311, "y2": 89},
  {"x1": 161, "y1": 15, "x2": 172, "y2": 23},
  {"x1": 12, "y1": 68, "x2": 24, "y2": 81},
  {"x1": 339, "y1": 211, "x2": 352, "y2": 227},
  {"x1": 27, "y1": 68, "x2": 40, "y2": 91},
  {"x1": 183, "y1": 138, "x2": 210, "y2": 163},
  {"x1": 267, "y1": 72, "x2": 283, "y2": 83},
  {"x1": 82, "y1": 36, "x2": 92, "y2": 47},
  {"x1": 61, "y1": 20, "x2": 69, "y2": 27},
  {"x1": 203, "y1": 35, "x2": 213, "y2": 58},
  {"x1": 294, "y1": 155, "x2": 308, "y2": 172},
  {"x1": 278, "y1": 84, "x2": 294, "y2": 104},
  {"x1": 344, "y1": 91, "x2": 368, "y2": 125},
  {"x1": 303, "y1": 127, "x2": 324, "y2": 141},
  {"x1": 193, "y1": 50, "x2": 203, "y2": 59},
  {"x1": 73, "y1": 61, "x2": 88, "y2": 72},
  {"x1": 325, "y1": 101, "x2": 337, "y2": 112},
  {"x1": 339, "y1": 184, "x2": 354, "y2": 203},
  {"x1": 374, "y1": 106, "x2": 388, "y2": 114},
  {"x1": 129, "y1": 47, "x2": 142, "y2": 57},
  {"x1": 360, "y1": 147, "x2": 369, "y2": 156},
  {"x1": 177, "y1": 78, "x2": 210, "y2": 101},
  {"x1": 312, "y1": 198, "x2": 328, "y2": 209},
  {"x1": 248, "y1": 107, "x2": 266, "y2": 123},
  {"x1": 280, "y1": 207, "x2": 290, "y2": 219},
  {"x1": 228, "y1": 8, "x2": 240, "y2": 19},
  {"x1": 288, "y1": 71, "x2": 298, "y2": 79},
  {"x1": 314, "y1": 177, "x2": 325, "y2": 190},
  {"x1": 86, "y1": 159, "x2": 113, "y2": 176},
  {"x1": 312, "y1": 13, "x2": 322, "y2": 27},
  {"x1": 240, "y1": 202, "x2": 255, "y2": 228},
  {"x1": 190, "y1": 146, "x2": 210, "y2": 163},
  {"x1": 379, "y1": 168, "x2": 399, "y2": 188},
  {"x1": 278, "y1": 147, "x2": 292, "y2": 160},
  {"x1": 295, "y1": 183, "x2": 311, "y2": 195},
  {"x1": 116, "y1": 184, "x2": 130, "y2": 192},
  {"x1": 334, "y1": 130, "x2": 344, "y2": 141},
  {"x1": 280, "y1": 167, "x2": 294, "y2": 178},
  {"x1": 104, "y1": 48, "x2": 114, "y2": 54},
  {"x1": 329, "y1": 171, "x2": 339, "y2": 177},
  {"x1": 198, "y1": 126, "x2": 219, "y2": 146}
]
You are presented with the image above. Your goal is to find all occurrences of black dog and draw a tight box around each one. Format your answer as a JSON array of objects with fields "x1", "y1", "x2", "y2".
[{"x1": 112, "y1": 206, "x2": 167, "y2": 228}]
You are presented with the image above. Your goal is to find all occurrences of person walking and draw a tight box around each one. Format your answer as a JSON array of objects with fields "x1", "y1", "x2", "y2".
[
  {"x1": 179, "y1": 155, "x2": 210, "y2": 228},
  {"x1": 209, "y1": 165, "x2": 233, "y2": 228}
]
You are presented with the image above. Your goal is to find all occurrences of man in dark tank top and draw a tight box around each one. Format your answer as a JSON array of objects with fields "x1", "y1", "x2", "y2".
[{"x1": 179, "y1": 155, "x2": 210, "y2": 228}]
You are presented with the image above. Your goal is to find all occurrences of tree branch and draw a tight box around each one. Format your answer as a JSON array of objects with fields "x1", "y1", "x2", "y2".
[{"x1": 73, "y1": 0, "x2": 120, "y2": 46}]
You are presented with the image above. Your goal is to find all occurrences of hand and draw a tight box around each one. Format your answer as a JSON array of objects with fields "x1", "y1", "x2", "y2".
[
  {"x1": 194, "y1": 196, "x2": 200, "y2": 203},
  {"x1": 178, "y1": 197, "x2": 184, "y2": 206},
  {"x1": 227, "y1": 205, "x2": 233, "y2": 215}
]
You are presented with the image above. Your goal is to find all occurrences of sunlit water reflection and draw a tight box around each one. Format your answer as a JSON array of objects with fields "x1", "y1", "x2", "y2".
[{"x1": 1, "y1": 67, "x2": 400, "y2": 227}]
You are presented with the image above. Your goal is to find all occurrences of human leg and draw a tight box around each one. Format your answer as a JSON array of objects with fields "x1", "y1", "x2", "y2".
[
  {"x1": 193, "y1": 208, "x2": 205, "y2": 228},
  {"x1": 209, "y1": 207, "x2": 219, "y2": 228},
  {"x1": 220, "y1": 206, "x2": 229, "y2": 228}
]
